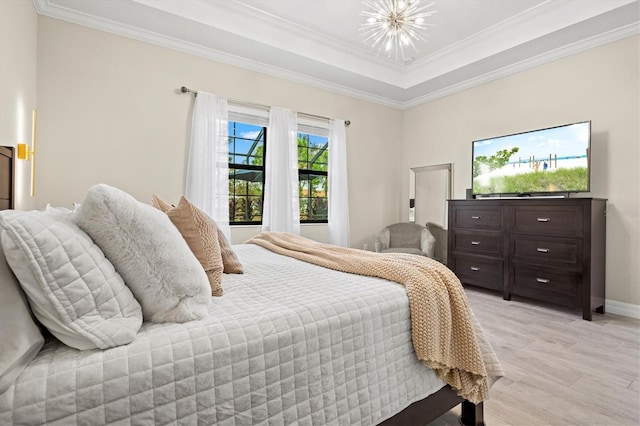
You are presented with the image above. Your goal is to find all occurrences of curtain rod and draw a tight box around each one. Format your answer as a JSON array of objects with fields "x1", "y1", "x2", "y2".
[{"x1": 180, "y1": 86, "x2": 350, "y2": 126}]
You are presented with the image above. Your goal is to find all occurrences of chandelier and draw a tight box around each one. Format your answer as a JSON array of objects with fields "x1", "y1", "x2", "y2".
[{"x1": 360, "y1": 0, "x2": 436, "y2": 62}]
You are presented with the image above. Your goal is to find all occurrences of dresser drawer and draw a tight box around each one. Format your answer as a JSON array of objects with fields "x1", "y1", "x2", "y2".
[
  {"x1": 451, "y1": 230, "x2": 502, "y2": 256},
  {"x1": 510, "y1": 264, "x2": 581, "y2": 307},
  {"x1": 510, "y1": 205, "x2": 583, "y2": 237},
  {"x1": 511, "y1": 236, "x2": 582, "y2": 268},
  {"x1": 451, "y1": 205, "x2": 502, "y2": 230},
  {"x1": 451, "y1": 254, "x2": 503, "y2": 291}
]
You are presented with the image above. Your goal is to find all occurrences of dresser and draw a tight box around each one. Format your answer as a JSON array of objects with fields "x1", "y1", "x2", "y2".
[{"x1": 447, "y1": 198, "x2": 606, "y2": 320}]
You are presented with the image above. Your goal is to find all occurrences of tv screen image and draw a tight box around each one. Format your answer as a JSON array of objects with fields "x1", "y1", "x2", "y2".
[{"x1": 472, "y1": 121, "x2": 591, "y2": 196}]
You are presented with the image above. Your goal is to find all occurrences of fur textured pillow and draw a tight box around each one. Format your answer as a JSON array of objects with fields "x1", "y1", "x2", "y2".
[
  {"x1": 74, "y1": 184, "x2": 210, "y2": 323},
  {"x1": 151, "y1": 195, "x2": 224, "y2": 296},
  {"x1": 152, "y1": 195, "x2": 243, "y2": 274}
]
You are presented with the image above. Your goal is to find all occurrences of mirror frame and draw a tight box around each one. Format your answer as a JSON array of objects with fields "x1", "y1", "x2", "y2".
[{"x1": 409, "y1": 163, "x2": 453, "y2": 226}]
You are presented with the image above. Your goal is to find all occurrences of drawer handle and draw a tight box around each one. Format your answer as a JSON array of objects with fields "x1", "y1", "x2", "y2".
[
  {"x1": 536, "y1": 248, "x2": 550, "y2": 253},
  {"x1": 471, "y1": 241, "x2": 481, "y2": 245},
  {"x1": 536, "y1": 217, "x2": 551, "y2": 222},
  {"x1": 471, "y1": 216, "x2": 481, "y2": 220},
  {"x1": 536, "y1": 278, "x2": 550, "y2": 284},
  {"x1": 470, "y1": 267, "x2": 480, "y2": 271}
]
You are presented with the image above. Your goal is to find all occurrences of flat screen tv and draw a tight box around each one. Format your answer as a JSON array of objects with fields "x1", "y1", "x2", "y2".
[{"x1": 472, "y1": 121, "x2": 591, "y2": 197}]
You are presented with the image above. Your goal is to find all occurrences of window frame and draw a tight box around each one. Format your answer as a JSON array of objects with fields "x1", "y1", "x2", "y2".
[
  {"x1": 297, "y1": 132, "x2": 329, "y2": 224},
  {"x1": 227, "y1": 113, "x2": 330, "y2": 226},
  {"x1": 228, "y1": 122, "x2": 267, "y2": 225}
]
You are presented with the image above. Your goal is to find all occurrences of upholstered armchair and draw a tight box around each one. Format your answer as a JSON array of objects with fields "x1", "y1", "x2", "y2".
[
  {"x1": 425, "y1": 222, "x2": 448, "y2": 265},
  {"x1": 373, "y1": 222, "x2": 436, "y2": 258}
]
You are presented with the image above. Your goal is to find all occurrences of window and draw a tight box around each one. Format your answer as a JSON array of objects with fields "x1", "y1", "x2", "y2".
[
  {"x1": 297, "y1": 132, "x2": 328, "y2": 223},
  {"x1": 228, "y1": 121, "x2": 266, "y2": 224},
  {"x1": 227, "y1": 118, "x2": 330, "y2": 225}
]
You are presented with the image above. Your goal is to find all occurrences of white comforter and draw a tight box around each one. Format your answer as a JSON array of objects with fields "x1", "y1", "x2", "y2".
[{"x1": 1, "y1": 244, "x2": 456, "y2": 425}]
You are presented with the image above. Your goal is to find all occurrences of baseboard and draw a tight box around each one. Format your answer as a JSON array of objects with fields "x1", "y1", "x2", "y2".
[{"x1": 606, "y1": 299, "x2": 640, "y2": 319}]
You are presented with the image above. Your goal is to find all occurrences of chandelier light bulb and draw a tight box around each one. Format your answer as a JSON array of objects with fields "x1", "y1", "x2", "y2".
[{"x1": 359, "y1": 0, "x2": 436, "y2": 62}]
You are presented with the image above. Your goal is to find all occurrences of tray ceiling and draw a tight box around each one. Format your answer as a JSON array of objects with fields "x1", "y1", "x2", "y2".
[{"x1": 34, "y1": 0, "x2": 639, "y2": 108}]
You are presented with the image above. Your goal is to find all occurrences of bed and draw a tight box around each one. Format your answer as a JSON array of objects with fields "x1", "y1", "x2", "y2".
[{"x1": 0, "y1": 183, "x2": 502, "y2": 426}]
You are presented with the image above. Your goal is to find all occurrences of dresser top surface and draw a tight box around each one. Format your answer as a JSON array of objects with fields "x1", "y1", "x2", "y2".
[{"x1": 449, "y1": 197, "x2": 607, "y2": 204}]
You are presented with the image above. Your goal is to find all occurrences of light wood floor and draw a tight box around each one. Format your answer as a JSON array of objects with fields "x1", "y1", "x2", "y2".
[{"x1": 429, "y1": 287, "x2": 640, "y2": 426}]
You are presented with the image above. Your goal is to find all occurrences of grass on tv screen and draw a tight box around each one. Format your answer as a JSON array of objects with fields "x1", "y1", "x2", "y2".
[{"x1": 472, "y1": 122, "x2": 590, "y2": 195}]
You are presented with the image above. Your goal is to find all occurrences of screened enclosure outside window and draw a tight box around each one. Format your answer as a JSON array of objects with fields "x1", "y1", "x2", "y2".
[
  {"x1": 228, "y1": 122, "x2": 265, "y2": 224},
  {"x1": 227, "y1": 121, "x2": 329, "y2": 225},
  {"x1": 298, "y1": 133, "x2": 328, "y2": 223}
]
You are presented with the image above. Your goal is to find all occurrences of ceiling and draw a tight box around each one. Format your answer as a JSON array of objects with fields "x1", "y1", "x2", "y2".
[{"x1": 34, "y1": 0, "x2": 640, "y2": 109}]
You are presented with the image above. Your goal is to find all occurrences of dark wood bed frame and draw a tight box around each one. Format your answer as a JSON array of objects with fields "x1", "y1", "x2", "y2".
[
  {"x1": 381, "y1": 385, "x2": 484, "y2": 426},
  {"x1": 0, "y1": 146, "x2": 14, "y2": 210}
]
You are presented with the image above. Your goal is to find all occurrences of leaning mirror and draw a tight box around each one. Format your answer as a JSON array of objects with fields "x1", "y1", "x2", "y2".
[{"x1": 409, "y1": 163, "x2": 453, "y2": 264}]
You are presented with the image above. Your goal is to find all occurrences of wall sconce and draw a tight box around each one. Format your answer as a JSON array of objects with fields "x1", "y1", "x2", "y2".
[
  {"x1": 17, "y1": 109, "x2": 36, "y2": 197},
  {"x1": 17, "y1": 143, "x2": 33, "y2": 160}
]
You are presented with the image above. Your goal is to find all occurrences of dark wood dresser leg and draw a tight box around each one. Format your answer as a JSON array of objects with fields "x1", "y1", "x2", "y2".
[
  {"x1": 460, "y1": 401, "x2": 484, "y2": 426},
  {"x1": 584, "y1": 304, "x2": 604, "y2": 321}
]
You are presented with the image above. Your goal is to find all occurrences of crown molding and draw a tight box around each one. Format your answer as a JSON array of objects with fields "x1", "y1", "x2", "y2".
[
  {"x1": 33, "y1": 0, "x2": 640, "y2": 111},
  {"x1": 401, "y1": 21, "x2": 640, "y2": 109},
  {"x1": 404, "y1": 0, "x2": 637, "y2": 87},
  {"x1": 131, "y1": 0, "x2": 406, "y2": 84},
  {"x1": 34, "y1": 0, "x2": 407, "y2": 109}
]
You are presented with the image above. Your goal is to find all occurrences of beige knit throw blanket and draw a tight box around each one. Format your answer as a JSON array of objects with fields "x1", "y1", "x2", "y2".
[{"x1": 246, "y1": 232, "x2": 489, "y2": 404}]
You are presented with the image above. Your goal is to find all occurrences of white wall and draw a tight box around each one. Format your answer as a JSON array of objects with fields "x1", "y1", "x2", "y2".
[
  {"x1": 36, "y1": 17, "x2": 403, "y2": 248},
  {"x1": 0, "y1": 0, "x2": 37, "y2": 210},
  {"x1": 30, "y1": 15, "x2": 640, "y2": 312},
  {"x1": 402, "y1": 35, "x2": 640, "y2": 309}
]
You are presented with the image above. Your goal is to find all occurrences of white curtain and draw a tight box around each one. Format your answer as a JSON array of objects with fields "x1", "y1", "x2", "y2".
[
  {"x1": 328, "y1": 119, "x2": 350, "y2": 247},
  {"x1": 185, "y1": 92, "x2": 231, "y2": 239},
  {"x1": 263, "y1": 107, "x2": 300, "y2": 234}
]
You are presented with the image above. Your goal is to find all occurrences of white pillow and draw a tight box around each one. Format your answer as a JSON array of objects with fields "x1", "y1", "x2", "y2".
[
  {"x1": 74, "y1": 184, "x2": 211, "y2": 323},
  {"x1": 44, "y1": 203, "x2": 79, "y2": 219},
  {"x1": 0, "y1": 210, "x2": 143, "y2": 350},
  {"x1": 0, "y1": 238, "x2": 44, "y2": 394}
]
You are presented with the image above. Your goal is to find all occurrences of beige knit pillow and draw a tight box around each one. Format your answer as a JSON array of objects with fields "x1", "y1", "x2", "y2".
[
  {"x1": 216, "y1": 227, "x2": 243, "y2": 274},
  {"x1": 152, "y1": 195, "x2": 243, "y2": 275},
  {"x1": 151, "y1": 195, "x2": 224, "y2": 296}
]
